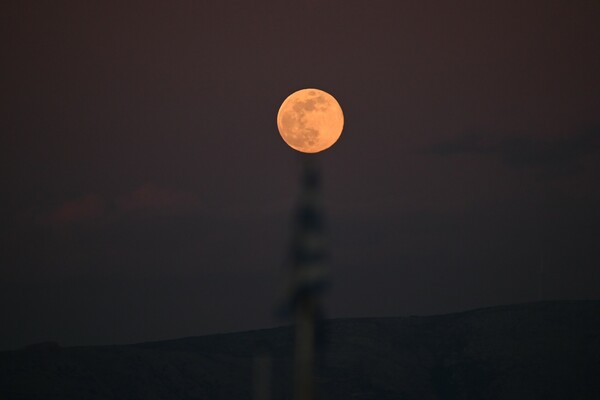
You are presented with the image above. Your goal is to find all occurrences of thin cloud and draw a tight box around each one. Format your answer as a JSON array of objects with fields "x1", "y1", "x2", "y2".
[
  {"x1": 44, "y1": 194, "x2": 106, "y2": 225},
  {"x1": 426, "y1": 126, "x2": 600, "y2": 175},
  {"x1": 116, "y1": 184, "x2": 201, "y2": 216},
  {"x1": 43, "y1": 184, "x2": 201, "y2": 226}
]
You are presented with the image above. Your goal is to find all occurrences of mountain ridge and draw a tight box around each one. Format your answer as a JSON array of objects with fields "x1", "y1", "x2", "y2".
[{"x1": 2, "y1": 300, "x2": 599, "y2": 399}]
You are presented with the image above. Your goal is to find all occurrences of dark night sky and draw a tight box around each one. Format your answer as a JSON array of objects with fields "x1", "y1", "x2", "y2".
[{"x1": 1, "y1": 0, "x2": 599, "y2": 350}]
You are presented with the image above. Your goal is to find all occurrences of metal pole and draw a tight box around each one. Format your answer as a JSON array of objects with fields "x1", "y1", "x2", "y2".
[
  {"x1": 294, "y1": 295, "x2": 316, "y2": 400},
  {"x1": 253, "y1": 353, "x2": 272, "y2": 400}
]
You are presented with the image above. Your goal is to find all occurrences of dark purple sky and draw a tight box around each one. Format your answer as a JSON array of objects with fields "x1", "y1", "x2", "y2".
[{"x1": 1, "y1": 0, "x2": 599, "y2": 350}]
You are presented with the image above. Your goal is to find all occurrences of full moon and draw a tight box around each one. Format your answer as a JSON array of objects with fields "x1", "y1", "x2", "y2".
[{"x1": 277, "y1": 88, "x2": 344, "y2": 153}]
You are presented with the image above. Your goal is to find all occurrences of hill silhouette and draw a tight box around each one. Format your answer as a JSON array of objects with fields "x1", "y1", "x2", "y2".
[{"x1": 1, "y1": 300, "x2": 599, "y2": 399}]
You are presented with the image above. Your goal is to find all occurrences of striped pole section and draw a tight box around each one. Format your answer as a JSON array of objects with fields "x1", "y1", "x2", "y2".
[{"x1": 290, "y1": 156, "x2": 329, "y2": 400}]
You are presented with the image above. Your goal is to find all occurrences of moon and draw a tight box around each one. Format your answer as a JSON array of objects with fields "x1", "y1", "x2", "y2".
[{"x1": 277, "y1": 88, "x2": 344, "y2": 153}]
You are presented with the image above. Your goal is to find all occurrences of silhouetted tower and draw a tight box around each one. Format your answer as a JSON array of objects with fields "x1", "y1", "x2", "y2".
[
  {"x1": 285, "y1": 155, "x2": 330, "y2": 400},
  {"x1": 539, "y1": 248, "x2": 545, "y2": 302}
]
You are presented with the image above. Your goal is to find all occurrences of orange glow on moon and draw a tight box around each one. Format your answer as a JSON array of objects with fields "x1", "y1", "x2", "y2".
[{"x1": 277, "y1": 88, "x2": 344, "y2": 153}]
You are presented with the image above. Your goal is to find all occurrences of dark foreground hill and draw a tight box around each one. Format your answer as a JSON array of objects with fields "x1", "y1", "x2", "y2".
[{"x1": 1, "y1": 301, "x2": 599, "y2": 399}]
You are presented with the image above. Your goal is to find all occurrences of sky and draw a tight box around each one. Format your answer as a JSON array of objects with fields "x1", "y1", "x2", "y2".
[{"x1": 1, "y1": 0, "x2": 599, "y2": 350}]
